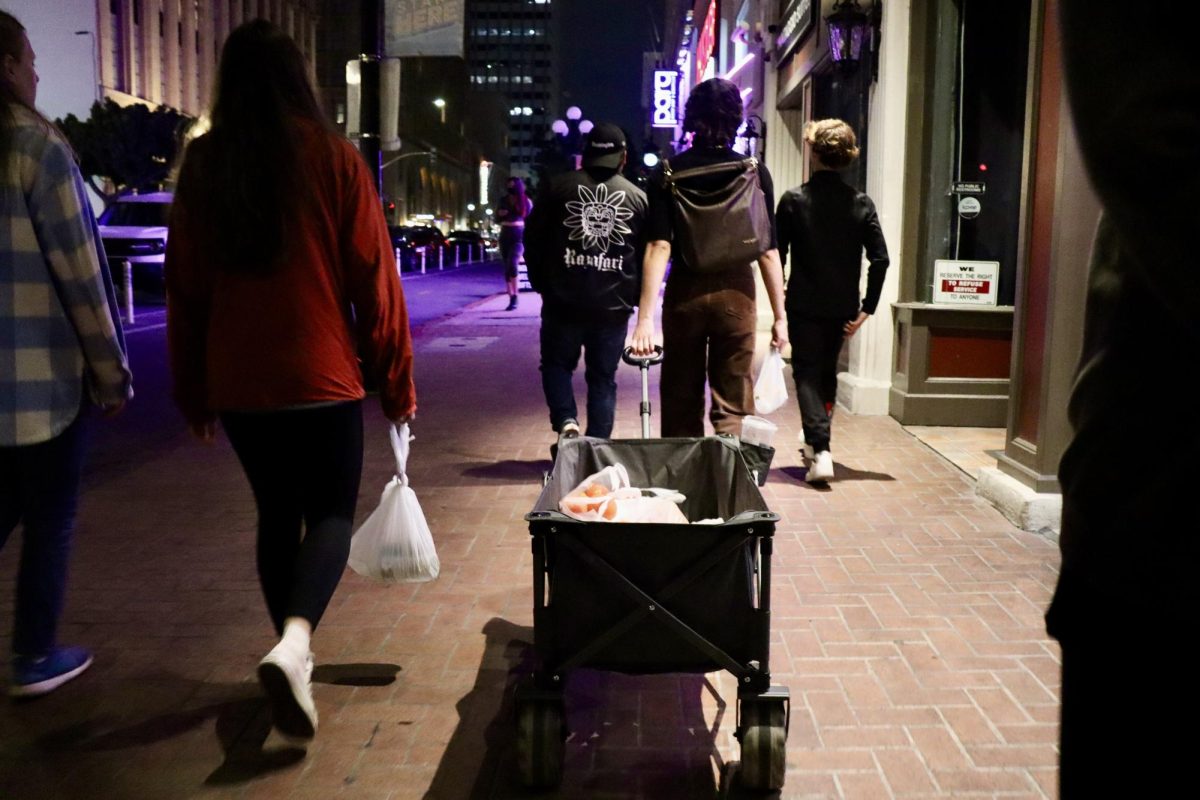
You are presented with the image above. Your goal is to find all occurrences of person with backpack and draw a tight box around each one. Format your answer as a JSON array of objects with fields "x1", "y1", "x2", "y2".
[
  {"x1": 630, "y1": 78, "x2": 787, "y2": 437},
  {"x1": 774, "y1": 119, "x2": 890, "y2": 483},
  {"x1": 524, "y1": 122, "x2": 647, "y2": 449}
]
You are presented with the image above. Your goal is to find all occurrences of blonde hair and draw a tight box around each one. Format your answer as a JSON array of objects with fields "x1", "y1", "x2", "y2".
[{"x1": 804, "y1": 118, "x2": 860, "y2": 169}]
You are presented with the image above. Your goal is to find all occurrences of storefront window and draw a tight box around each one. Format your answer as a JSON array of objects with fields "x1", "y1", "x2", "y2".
[{"x1": 917, "y1": 0, "x2": 1031, "y2": 306}]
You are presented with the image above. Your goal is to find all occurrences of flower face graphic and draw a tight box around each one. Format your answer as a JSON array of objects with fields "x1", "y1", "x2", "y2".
[{"x1": 564, "y1": 183, "x2": 635, "y2": 252}]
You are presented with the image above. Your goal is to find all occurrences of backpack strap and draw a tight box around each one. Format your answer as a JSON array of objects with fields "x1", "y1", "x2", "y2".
[{"x1": 665, "y1": 157, "x2": 757, "y2": 184}]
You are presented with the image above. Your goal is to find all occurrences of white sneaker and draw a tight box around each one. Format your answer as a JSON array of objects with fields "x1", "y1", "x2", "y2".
[
  {"x1": 807, "y1": 450, "x2": 834, "y2": 483},
  {"x1": 801, "y1": 443, "x2": 815, "y2": 461},
  {"x1": 558, "y1": 419, "x2": 580, "y2": 445},
  {"x1": 258, "y1": 644, "x2": 317, "y2": 739}
]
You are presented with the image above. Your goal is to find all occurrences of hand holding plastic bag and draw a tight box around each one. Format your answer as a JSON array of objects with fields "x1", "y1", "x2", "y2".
[
  {"x1": 348, "y1": 423, "x2": 440, "y2": 583},
  {"x1": 753, "y1": 347, "x2": 788, "y2": 415}
]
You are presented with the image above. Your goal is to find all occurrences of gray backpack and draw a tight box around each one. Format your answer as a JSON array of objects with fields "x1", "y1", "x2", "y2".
[{"x1": 662, "y1": 157, "x2": 772, "y2": 273}]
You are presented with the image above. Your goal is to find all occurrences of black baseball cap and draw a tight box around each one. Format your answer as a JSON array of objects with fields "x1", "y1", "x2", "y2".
[{"x1": 582, "y1": 122, "x2": 627, "y2": 169}]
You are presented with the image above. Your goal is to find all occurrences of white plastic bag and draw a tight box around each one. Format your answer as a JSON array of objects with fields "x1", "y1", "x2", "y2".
[
  {"x1": 559, "y1": 465, "x2": 690, "y2": 524},
  {"x1": 753, "y1": 347, "x2": 788, "y2": 415},
  {"x1": 348, "y1": 423, "x2": 440, "y2": 583}
]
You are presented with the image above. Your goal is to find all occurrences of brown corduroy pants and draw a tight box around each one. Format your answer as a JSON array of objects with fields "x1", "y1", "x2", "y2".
[{"x1": 659, "y1": 268, "x2": 757, "y2": 438}]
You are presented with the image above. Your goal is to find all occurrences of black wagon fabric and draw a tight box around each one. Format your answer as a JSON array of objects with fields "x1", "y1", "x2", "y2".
[{"x1": 529, "y1": 436, "x2": 776, "y2": 674}]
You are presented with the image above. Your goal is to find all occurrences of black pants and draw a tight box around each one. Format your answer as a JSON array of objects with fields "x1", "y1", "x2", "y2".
[
  {"x1": 539, "y1": 310, "x2": 629, "y2": 438},
  {"x1": 788, "y1": 315, "x2": 847, "y2": 453},
  {"x1": 0, "y1": 413, "x2": 87, "y2": 656},
  {"x1": 221, "y1": 401, "x2": 363, "y2": 635},
  {"x1": 1049, "y1": 571, "x2": 1200, "y2": 798}
]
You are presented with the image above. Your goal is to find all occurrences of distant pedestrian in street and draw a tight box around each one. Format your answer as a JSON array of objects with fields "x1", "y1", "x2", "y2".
[
  {"x1": 1048, "y1": 2, "x2": 1199, "y2": 796},
  {"x1": 775, "y1": 119, "x2": 889, "y2": 483},
  {"x1": 631, "y1": 77, "x2": 788, "y2": 436},
  {"x1": 166, "y1": 21, "x2": 415, "y2": 741},
  {"x1": 496, "y1": 176, "x2": 532, "y2": 310},
  {"x1": 525, "y1": 122, "x2": 647, "y2": 449},
  {"x1": 1, "y1": 10, "x2": 132, "y2": 697}
]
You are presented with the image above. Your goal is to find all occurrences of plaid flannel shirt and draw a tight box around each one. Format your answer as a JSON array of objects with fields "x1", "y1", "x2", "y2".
[{"x1": 1, "y1": 107, "x2": 131, "y2": 446}]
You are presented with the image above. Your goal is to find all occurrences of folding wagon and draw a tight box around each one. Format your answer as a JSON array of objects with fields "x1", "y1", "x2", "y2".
[{"x1": 517, "y1": 433, "x2": 790, "y2": 791}]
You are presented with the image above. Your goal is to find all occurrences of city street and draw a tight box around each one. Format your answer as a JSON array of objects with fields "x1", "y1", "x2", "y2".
[{"x1": 0, "y1": 263, "x2": 1063, "y2": 799}]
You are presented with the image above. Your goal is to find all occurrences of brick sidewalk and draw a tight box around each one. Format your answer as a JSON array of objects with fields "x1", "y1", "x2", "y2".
[{"x1": 0, "y1": 290, "x2": 1062, "y2": 799}]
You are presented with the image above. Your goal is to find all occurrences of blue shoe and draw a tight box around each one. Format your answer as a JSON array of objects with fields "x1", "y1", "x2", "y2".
[{"x1": 10, "y1": 646, "x2": 93, "y2": 697}]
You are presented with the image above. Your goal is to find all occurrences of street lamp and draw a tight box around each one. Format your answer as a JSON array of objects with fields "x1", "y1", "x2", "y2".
[
  {"x1": 550, "y1": 106, "x2": 592, "y2": 170},
  {"x1": 433, "y1": 97, "x2": 446, "y2": 124},
  {"x1": 381, "y1": 150, "x2": 436, "y2": 170},
  {"x1": 826, "y1": 0, "x2": 870, "y2": 70}
]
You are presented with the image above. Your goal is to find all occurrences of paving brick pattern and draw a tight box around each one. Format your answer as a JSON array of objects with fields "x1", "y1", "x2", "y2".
[{"x1": 0, "y1": 290, "x2": 1062, "y2": 799}]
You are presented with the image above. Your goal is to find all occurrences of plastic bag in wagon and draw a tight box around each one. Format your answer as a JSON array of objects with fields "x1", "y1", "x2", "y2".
[
  {"x1": 348, "y1": 423, "x2": 440, "y2": 583},
  {"x1": 559, "y1": 463, "x2": 689, "y2": 524}
]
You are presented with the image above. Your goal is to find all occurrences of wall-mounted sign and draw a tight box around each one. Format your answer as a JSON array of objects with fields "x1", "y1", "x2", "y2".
[
  {"x1": 385, "y1": 0, "x2": 465, "y2": 57},
  {"x1": 695, "y1": 0, "x2": 718, "y2": 87},
  {"x1": 957, "y1": 196, "x2": 982, "y2": 219},
  {"x1": 776, "y1": 0, "x2": 818, "y2": 66},
  {"x1": 933, "y1": 260, "x2": 1000, "y2": 306},
  {"x1": 652, "y1": 70, "x2": 679, "y2": 128},
  {"x1": 952, "y1": 181, "x2": 987, "y2": 194}
]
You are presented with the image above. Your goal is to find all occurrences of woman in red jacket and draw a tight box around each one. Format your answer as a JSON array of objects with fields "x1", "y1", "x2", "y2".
[{"x1": 166, "y1": 21, "x2": 415, "y2": 741}]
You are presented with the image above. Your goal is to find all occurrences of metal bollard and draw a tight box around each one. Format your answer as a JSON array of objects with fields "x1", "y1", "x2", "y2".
[
  {"x1": 419, "y1": 249, "x2": 426, "y2": 274},
  {"x1": 438, "y1": 246, "x2": 444, "y2": 270},
  {"x1": 123, "y1": 261, "x2": 134, "y2": 325}
]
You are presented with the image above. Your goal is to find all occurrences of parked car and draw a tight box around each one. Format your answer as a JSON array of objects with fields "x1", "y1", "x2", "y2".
[
  {"x1": 445, "y1": 229, "x2": 482, "y2": 248},
  {"x1": 97, "y1": 191, "x2": 173, "y2": 289},
  {"x1": 392, "y1": 225, "x2": 446, "y2": 252}
]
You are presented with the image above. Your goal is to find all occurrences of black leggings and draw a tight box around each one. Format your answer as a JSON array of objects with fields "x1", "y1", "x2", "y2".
[{"x1": 221, "y1": 401, "x2": 363, "y2": 635}]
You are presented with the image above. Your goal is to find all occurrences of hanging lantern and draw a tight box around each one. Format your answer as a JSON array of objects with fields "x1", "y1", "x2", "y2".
[{"x1": 826, "y1": 0, "x2": 870, "y2": 69}]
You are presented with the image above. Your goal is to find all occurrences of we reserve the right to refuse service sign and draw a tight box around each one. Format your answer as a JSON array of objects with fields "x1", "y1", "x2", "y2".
[{"x1": 932, "y1": 260, "x2": 1000, "y2": 306}]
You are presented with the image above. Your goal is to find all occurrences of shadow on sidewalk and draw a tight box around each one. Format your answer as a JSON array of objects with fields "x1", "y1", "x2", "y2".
[
  {"x1": 23, "y1": 662, "x2": 401, "y2": 791},
  {"x1": 423, "y1": 618, "x2": 777, "y2": 799},
  {"x1": 778, "y1": 463, "x2": 896, "y2": 487},
  {"x1": 460, "y1": 459, "x2": 554, "y2": 484},
  {"x1": 28, "y1": 675, "x2": 306, "y2": 788}
]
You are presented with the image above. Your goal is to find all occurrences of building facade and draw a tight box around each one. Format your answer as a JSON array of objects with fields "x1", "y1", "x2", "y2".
[
  {"x1": 649, "y1": 0, "x2": 1090, "y2": 529},
  {"x1": 465, "y1": 0, "x2": 559, "y2": 180},
  {"x1": 95, "y1": 0, "x2": 319, "y2": 118}
]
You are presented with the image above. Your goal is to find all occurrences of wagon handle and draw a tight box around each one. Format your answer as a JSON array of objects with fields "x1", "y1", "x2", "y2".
[{"x1": 622, "y1": 345, "x2": 664, "y2": 368}]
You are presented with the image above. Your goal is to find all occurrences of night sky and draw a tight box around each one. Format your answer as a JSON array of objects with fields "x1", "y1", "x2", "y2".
[{"x1": 558, "y1": 0, "x2": 669, "y2": 146}]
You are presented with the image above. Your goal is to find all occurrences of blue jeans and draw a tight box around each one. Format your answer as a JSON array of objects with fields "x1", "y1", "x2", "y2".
[
  {"x1": 539, "y1": 311, "x2": 629, "y2": 438},
  {"x1": 0, "y1": 413, "x2": 88, "y2": 656}
]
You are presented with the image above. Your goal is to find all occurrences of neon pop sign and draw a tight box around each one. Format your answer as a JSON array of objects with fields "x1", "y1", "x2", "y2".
[{"x1": 652, "y1": 70, "x2": 679, "y2": 128}]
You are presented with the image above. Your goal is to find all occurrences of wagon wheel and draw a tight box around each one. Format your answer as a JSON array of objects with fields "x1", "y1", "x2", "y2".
[
  {"x1": 739, "y1": 699, "x2": 787, "y2": 791},
  {"x1": 515, "y1": 698, "x2": 566, "y2": 789}
]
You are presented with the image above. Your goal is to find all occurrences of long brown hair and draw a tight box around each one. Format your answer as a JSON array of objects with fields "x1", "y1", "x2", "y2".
[
  {"x1": 1, "y1": 10, "x2": 43, "y2": 168},
  {"x1": 175, "y1": 19, "x2": 330, "y2": 272}
]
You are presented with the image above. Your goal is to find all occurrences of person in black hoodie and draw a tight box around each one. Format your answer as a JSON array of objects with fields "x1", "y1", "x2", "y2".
[
  {"x1": 524, "y1": 123, "x2": 647, "y2": 446},
  {"x1": 775, "y1": 119, "x2": 889, "y2": 483}
]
